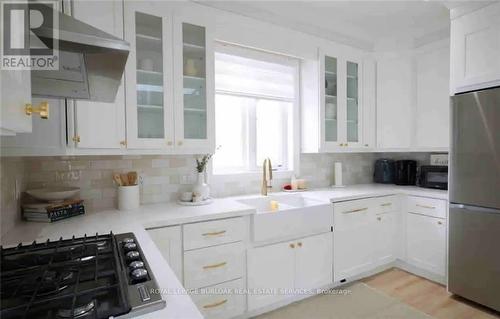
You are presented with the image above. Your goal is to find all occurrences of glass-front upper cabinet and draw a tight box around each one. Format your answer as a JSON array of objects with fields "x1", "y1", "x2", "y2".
[
  {"x1": 346, "y1": 61, "x2": 360, "y2": 145},
  {"x1": 324, "y1": 56, "x2": 338, "y2": 143},
  {"x1": 124, "y1": 2, "x2": 174, "y2": 149},
  {"x1": 321, "y1": 49, "x2": 363, "y2": 150},
  {"x1": 174, "y1": 13, "x2": 214, "y2": 152}
]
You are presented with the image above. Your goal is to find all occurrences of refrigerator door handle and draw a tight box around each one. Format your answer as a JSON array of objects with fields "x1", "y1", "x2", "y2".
[{"x1": 449, "y1": 203, "x2": 500, "y2": 214}]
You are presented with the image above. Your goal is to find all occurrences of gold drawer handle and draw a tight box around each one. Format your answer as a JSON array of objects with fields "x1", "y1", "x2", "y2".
[
  {"x1": 202, "y1": 262, "x2": 227, "y2": 270},
  {"x1": 297, "y1": 242, "x2": 302, "y2": 247},
  {"x1": 290, "y1": 243, "x2": 295, "y2": 248},
  {"x1": 202, "y1": 230, "x2": 226, "y2": 237},
  {"x1": 342, "y1": 207, "x2": 368, "y2": 214},
  {"x1": 203, "y1": 299, "x2": 228, "y2": 309},
  {"x1": 438, "y1": 220, "x2": 443, "y2": 225},
  {"x1": 380, "y1": 203, "x2": 392, "y2": 207},
  {"x1": 377, "y1": 217, "x2": 382, "y2": 221},
  {"x1": 416, "y1": 204, "x2": 435, "y2": 209},
  {"x1": 25, "y1": 102, "x2": 49, "y2": 119}
]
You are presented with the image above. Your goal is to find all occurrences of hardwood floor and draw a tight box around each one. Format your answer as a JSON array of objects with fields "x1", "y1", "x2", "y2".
[{"x1": 363, "y1": 268, "x2": 500, "y2": 319}]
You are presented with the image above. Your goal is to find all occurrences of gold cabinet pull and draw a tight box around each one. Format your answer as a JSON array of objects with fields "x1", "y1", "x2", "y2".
[
  {"x1": 342, "y1": 207, "x2": 368, "y2": 214},
  {"x1": 290, "y1": 243, "x2": 295, "y2": 249},
  {"x1": 416, "y1": 204, "x2": 435, "y2": 210},
  {"x1": 120, "y1": 140, "x2": 127, "y2": 146},
  {"x1": 438, "y1": 220, "x2": 443, "y2": 225},
  {"x1": 297, "y1": 242, "x2": 302, "y2": 247},
  {"x1": 203, "y1": 299, "x2": 228, "y2": 309},
  {"x1": 167, "y1": 141, "x2": 173, "y2": 146},
  {"x1": 202, "y1": 230, "x2": 226, "y2": 237},
  {"x1": 377, "y1": 217, "x2": 382, "y2": 221},
  {"x1": 72, "y1": 135, "x2": 81, "y2": 143},
  {"x1": 380, "y1": 203, "x2": 392, "y2": 207},
  {"x1": 345, "y1": 143, "x2": 348, "y2": 147},
  {"x1": 202, "y1": 262, "x2": 227, "y2": 270},
  {"x1": 25, "y1": 102, "x2": 49, "y2": 119}
]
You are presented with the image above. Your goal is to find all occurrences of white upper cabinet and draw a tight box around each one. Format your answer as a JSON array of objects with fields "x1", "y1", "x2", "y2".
[
  {"x1": 376, "y1": 41, "x2": 450, "y2": 151},
  {"x1": 376, "y1": 55, "x2": 414, "y2": 149},
  {"x1": 70, "y1": 0, "x2": 126, "y2": 149},
  {"x1": 415, "y1": 44, "x2": 450, "y2": 149},
  {"x1": 124, "y1": 1, "x2": 174, "y2": 149},
  {"x1": 173, "y1": 10, "x2": 215, "y2": 153},
  {"x1": 450, "y1": 2, "x2": 500, "y2": 94},
  {"x1": 321, "y1": 50, "x2": 364, "y2": 151},
  {"x1": 302, "y1": 47, "x2": 368, "y2": 153},
  {"x1": 1, "y1": 69, "x2": 32, "y2": 135}
]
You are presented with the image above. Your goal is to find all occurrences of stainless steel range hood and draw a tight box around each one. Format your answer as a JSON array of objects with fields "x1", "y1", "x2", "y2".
[{"x1": 31, "y1": 7, "x2": 130, "y2": 103}]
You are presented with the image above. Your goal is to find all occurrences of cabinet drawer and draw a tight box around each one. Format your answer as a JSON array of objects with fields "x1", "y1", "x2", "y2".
[
  {"x1": 184, "y1": 242, "x2": 244, "y2": 289},
  {"x1": 375, "y1": 195, "x2": 400, "y2": 214},
  {"x1": 334, "y1": 198, "x2": 374, "y2": 231},
  {"x1": 183, "y1": 217, "x2": 245, "y2": 250},
  {"x1": 407, "y1": 196, "x2": 447, "y2": 218},
  {"x1": 190, "y1": 278, "x2": 245, "y2": 319}
]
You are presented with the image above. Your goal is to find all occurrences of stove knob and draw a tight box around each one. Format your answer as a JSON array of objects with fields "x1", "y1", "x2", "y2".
[
  {"x1": 129, "y1": 260, "x2": 144, "y2": 270},
  {"x1": 123, "y1": 242, "x2": 137, "y2": 251},
  {"x1": 126, "y1": 251, "x2": 140, "y2": 261},
  {"x1": 122, "y1": 238, "x2": 135, "y2": 244},
  {"x1": 131, "y1": 268, "x2": 148, "y2": 282}
]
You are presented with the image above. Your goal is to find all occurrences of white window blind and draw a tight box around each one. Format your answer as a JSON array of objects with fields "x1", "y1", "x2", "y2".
[{"x1": 215, "y1": 45, "x2": 296, "y2": 99}]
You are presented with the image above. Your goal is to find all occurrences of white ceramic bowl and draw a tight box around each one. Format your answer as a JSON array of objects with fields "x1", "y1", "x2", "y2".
[{"x1": 26, "y1": 187, "x2": 80, "y2": 202}]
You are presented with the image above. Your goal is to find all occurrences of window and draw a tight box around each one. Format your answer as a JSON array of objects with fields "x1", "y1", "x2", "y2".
[{"x1": 213, "y1": 43, "x2": 299, "y2": 174}]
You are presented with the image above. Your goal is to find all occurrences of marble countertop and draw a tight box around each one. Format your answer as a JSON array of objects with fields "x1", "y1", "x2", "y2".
[{"x1": 0, "y1": 183, "x2": 447, "y2": 318}]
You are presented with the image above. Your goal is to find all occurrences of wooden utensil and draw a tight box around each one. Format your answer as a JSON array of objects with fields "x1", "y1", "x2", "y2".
[
  {"x1": 128, "y1": 171, "x2": 138, "y2": 186},
  {"x1": 120, "y1": 174, "x2": 129, "y2": 186},
  {"x1": 113, "y1": 173, "x2": 122, "y2": 186}
]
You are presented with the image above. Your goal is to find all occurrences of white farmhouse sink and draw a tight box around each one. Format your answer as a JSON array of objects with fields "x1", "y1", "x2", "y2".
[{"x1": 237, "y1": 194, "x2": 333, "y2": 242}]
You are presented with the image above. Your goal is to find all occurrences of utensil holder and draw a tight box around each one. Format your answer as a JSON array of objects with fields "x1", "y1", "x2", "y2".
[{"x1": 118, "y1": 185, "x2": 140, "y2": 211}]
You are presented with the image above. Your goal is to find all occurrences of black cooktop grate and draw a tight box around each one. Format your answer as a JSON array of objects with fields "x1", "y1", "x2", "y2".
[{"x1": 0, "y1": 233, "x2": 131, "y2": 319}]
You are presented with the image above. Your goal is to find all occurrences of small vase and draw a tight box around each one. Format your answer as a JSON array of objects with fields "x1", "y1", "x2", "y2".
[{"x1": 193, "y1": 172, "x2": 210, "y2": 200}]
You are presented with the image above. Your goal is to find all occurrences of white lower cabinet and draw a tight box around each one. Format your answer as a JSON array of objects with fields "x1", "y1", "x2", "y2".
[
  {"x1": 147, "y1": 226, "x2": 183, "y2": 281},
  {"x1": 247, "y1": 232, "x2": 333, "y2": 311},
  {"x1": 333, "y1": 198, "x2": 375, "y2": 281},
  {"x1": 373, "y1": 212, "x2": 397, "y2": 267},
  {"x1": 184, "y1": 242, "x2": 244, "y2": 289},
  {"x1": 190, "y1": 278, "x2": 246, "y2": 319},
  {"x1": 406, "y1": 213, "x2": 446, "y2": 277}
]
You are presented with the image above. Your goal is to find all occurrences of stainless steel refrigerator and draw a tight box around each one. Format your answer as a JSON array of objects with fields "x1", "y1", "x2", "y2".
[{"x1": 449, "y1": 86, "x2": 500, "y2": 312}]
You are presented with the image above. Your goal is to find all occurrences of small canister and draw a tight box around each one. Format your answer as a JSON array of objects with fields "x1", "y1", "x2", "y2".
[{"x1": 118, "y1": 185, "x2": 140, "y2": 210}]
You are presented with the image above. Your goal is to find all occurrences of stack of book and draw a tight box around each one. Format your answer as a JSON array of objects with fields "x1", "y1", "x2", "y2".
[{"x1": 22, "y1": 199, "x2": 85, "y2": 223}]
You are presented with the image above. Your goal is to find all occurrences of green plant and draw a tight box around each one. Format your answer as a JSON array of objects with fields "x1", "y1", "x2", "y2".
[{"x1": 196, "y1": 154, "x2": 214, "y2": 173}]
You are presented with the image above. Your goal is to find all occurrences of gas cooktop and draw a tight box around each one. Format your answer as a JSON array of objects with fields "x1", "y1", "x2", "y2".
[{"x1": 0, "y1": 232, "x2": 165, "y2": 319}]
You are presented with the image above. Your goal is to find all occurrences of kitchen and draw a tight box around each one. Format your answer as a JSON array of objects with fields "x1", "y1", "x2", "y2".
[{"x1": 1, "y1": 1, "x2": 499, "y2": 318}]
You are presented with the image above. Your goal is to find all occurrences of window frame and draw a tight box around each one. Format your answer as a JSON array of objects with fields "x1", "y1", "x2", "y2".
[{"x1": 211, "y1": 42, "x2": 300, "y2": 178}]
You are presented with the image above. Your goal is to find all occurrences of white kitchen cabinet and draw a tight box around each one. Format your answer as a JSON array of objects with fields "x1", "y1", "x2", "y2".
[
  {"x1": 406, "y1": 212, "x2": 446, "y2": 277},
  {"x1": 124, "y1": 1, "x2": 175, "y2": 150},
  {"x1": 376, "y1": 55, "x2": 414, "y2": 149},
  {"x1": 247, "y1": 240, "x2": 295, "y2": 310},
  {"x1": 248, "y1": 232, "x2": 333, "y2": 311},
  {"x1": 295, "y1": 232, "x2": 333, "y2": 290},
  {"x1": 450, "y1": 2, "x2": 500, "y2": 94},
  {"x1": 0, "y1": 98, "x2": 67, "y2": 155},
  {"x1": 190, "y1": 278, "x2": 245, "y2": 319},
  {"x1": 124, "y1": 3, "x2": 214, "y2": 153},
  {"x1": 415, "y1": 43, "x2": 450, "y2": 149},
  {"x1": 71, "y1": 0, "x2": 126, "y2": 149},
  {"x1": 173, "y1": 9, "x2": 215, "y2": 153},
  {"x1": 147, "y1": 226, "x2": 183, "y2": 281},
  {"x1": 0, "y1": 70, "x2": 32, "y2": 134},
  {"x1": 333, "y1": 198, "x2": 375, "y2": 281},
  {"x1": 373, "y1": 212, "x2": 397, "y2": 267},
  {"x1": 320, "y1": 49, "x2": 364, "y2": 151}
]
